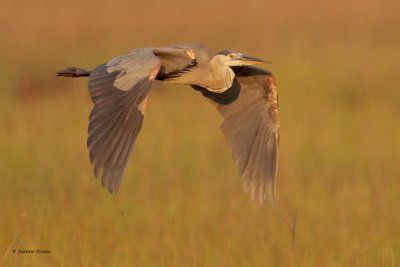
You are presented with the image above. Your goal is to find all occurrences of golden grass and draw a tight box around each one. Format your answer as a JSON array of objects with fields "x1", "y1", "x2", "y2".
[{"x1": 1, "y1": 0, "x2": 400, "y2": 266}]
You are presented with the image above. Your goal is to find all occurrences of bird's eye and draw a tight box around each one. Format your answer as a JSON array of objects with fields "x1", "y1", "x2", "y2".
[{"x1": 228, "y1": 54, "x2": 234, "y2": 59}]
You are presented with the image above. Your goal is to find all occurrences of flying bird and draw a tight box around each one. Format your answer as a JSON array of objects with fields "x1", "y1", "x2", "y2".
[{"x1": 57, "y1": 44, "x2": 279, "y2": 204}]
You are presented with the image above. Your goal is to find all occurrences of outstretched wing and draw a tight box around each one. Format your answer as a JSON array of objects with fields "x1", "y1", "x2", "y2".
[
  {"x1": 193, "y1": 66, "x2": 279, "y2": 204},
  {"x1": 87, "y1": 48, "x2": 161, "y2": 193}
]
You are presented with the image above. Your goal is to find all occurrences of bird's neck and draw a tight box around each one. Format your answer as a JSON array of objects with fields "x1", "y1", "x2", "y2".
[
  {"x1": 205, "y1": 58, "x2": 235, "y2": 92},
  {"x1": 166, "y1": 57, "x2": 235, "y2": 92}
]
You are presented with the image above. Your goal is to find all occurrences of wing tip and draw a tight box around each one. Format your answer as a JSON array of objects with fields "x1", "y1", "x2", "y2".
[
  {"x1": 93, "y1": 171, "x2": 121, "y2": 194},
  {"x1": 243, "y1": 182, "x2": 276, "y2": 206}
]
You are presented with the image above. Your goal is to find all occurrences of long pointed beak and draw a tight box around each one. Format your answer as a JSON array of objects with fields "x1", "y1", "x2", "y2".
[{"x1": 240, "y1": 55, "x2": 271, "y2": 65}]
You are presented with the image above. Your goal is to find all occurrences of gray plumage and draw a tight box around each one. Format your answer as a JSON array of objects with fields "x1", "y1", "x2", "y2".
[{"x1": 57, "y1": 44, "x2": 279, "y2": 204}]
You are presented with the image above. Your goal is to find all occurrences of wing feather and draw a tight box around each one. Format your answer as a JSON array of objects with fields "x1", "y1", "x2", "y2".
[
  {"x1": 87, "y1": 49, "x2": 161, "y2": 192},
  {"x1": 193, "y1": 66, "x2": 279, "y2": 204}
]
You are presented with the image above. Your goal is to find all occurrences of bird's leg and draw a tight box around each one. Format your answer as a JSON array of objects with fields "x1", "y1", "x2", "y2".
[{"x1": 56, "y1": 67, "x2": 91, "y2": 77}]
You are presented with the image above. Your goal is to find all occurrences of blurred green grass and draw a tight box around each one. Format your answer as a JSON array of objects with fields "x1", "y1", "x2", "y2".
[{"x1": 1, "y1": 0, "x2": 400, "y2": 266}]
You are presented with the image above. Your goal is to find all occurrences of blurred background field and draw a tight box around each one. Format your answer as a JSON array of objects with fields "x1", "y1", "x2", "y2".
[{"x1": 1, "y1": 0, "x2": 400, "y2": 266}]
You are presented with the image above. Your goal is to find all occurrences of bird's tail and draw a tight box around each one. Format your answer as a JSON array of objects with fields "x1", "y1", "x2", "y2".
[{"x1": 56, "y1": 67, "x2": 92, "y2": 78}]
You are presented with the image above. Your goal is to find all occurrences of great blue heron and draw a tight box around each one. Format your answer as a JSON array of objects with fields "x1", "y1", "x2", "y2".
[{"x1": 57, "y1": 44, "x2": 279, "y2": 204}]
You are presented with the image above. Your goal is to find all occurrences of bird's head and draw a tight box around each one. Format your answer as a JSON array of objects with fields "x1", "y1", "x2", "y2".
[{"x1": 216, "y1": 50, "x2": 270, "y2": 67}]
